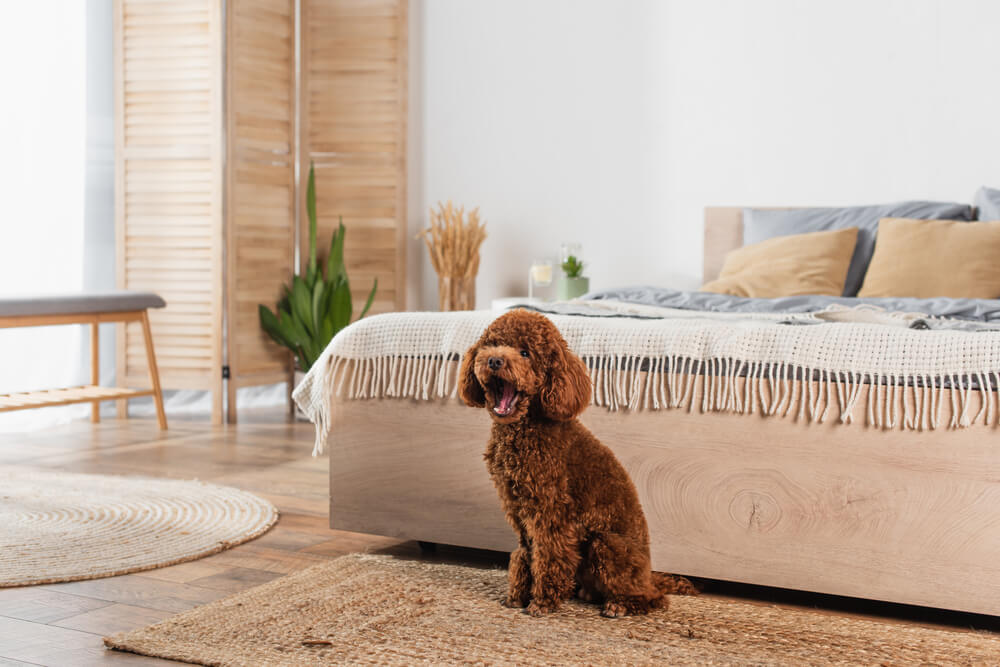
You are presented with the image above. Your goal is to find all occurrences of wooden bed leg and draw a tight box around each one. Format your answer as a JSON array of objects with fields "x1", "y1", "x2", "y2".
[
  {"x1": 140, "y1": 310, "x2": 167, "y2": 430},
  {"x1": 90, "y1": 320, "x2": 100, "y2": 424}
]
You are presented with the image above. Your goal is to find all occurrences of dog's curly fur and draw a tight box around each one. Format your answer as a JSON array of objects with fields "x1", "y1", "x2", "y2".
[{"x1": 460, "y1": 309, "x2": 696, "y2": 617}]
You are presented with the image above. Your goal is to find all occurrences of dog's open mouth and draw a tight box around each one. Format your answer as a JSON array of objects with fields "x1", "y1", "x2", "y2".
[{"x1": 490, "y1": 376, "x2": 521, "y2": 417}]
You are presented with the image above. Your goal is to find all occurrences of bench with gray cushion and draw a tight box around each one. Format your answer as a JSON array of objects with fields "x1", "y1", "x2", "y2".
[{"x1": 0, "y1": 291, "x2": 167, "y2": 428}]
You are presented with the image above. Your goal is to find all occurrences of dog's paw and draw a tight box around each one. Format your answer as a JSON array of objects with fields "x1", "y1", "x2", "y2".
[
  {"x1": 524, "y1": 601, "x2": 557, "y2": 617},
  {"x1": 576, "y1": 587, "x2": 599, "y2": 602},
  {"x1": 501, "y1": 595, "x2": 529, "y2": 609},
  {"x1": 601, "y1": 601, "x2": 627, "y2": 618}
]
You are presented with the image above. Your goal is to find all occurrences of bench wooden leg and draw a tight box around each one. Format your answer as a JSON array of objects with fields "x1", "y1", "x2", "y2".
[
  {"x1": 117, "y1": 320, "x2": 127, "y2": 419},
  {"x1": 91, "y1": 321, "x2": 100, "y2": 424},
  {"x1": 140, "y1": 310, "x2": 167, "y2": 430}
]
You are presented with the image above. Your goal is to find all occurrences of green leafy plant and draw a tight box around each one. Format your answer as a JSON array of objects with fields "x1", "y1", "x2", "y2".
[
  {"x1": 561, "y1": 255, "x2": 584, "y2": 279},
  {"x1": 259, "y1": 163, "x2": 377, "y2": 372}
]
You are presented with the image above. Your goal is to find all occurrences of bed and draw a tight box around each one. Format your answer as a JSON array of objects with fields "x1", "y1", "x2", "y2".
[{"x1": 296, "y1": 206, "x2": 1000, "y2": 616}]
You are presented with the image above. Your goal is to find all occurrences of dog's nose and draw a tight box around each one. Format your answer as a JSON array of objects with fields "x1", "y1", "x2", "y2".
[{"x1": 488, "y1": 356, "x2": 504, "y2": 371}]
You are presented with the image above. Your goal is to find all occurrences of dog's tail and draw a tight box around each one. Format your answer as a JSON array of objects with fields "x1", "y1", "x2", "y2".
[{"x1": 652, "y1": 571, "x2": 699, "y2": 597}]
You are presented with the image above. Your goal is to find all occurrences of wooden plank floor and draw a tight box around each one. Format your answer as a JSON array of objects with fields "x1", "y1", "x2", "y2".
[{"x1": 0, "y1": 409, "x2": 997, "y2": 665}]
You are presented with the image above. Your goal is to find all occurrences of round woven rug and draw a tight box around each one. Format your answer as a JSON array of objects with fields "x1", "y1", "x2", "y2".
[
  {"x1": 0, "y1": 469, "x2": 278, "y2": 587},
  {"x1": 106, "y1": 553, "x2": 1000, "y2": 666}
]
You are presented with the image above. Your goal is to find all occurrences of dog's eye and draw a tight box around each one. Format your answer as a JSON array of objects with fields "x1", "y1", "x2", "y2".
[{"x1": 520, "y1": 350, "x2": 529, "y2": 358}]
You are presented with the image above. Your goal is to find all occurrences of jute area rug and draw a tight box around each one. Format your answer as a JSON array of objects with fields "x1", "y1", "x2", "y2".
[
  {"x1": 106, "y1": 553, "x2": 1000, "y2": 666},
  {"x1": 1, "y1": 469, "x2": 277, "y2": 587}
]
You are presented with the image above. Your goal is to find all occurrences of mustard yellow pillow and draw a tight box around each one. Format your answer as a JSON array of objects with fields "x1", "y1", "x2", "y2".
[
  {"x1": 701, "y1": 227, "x2": 858, "y2": 298},
  {"x1": 857, "y1": 217, "x2": 1000, "y2": 298}
]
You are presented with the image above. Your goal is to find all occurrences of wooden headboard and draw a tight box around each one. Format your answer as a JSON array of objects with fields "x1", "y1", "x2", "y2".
[{"x1": 702, "y1": 207, "x2": 744, "y2": 283}]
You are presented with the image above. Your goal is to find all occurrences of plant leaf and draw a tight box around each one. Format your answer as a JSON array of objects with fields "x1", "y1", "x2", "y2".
[
  {"x1": 276, "y1": 306, "x2": 308, "y2": 346},
  {"x1": 259, "y1": 305, "x2": 294, "y2": 349},
  {"x1": 300, "y1": 339, "x2": 319, "y2": 370},
  {"x1": 323, "y1": 276, "x2": 339, "y2": 318},
  {"x1": 358, "y1": 278, "x2": 378, "y2": 320},
  {"x1": 311, "y1": 278, "x2": 326, "y2": 335},
  {"x1": 291, "y1": 275, "x2": 314, "y2": 336},
  {"x1": 326, "y1": 218, "x2": 346, "y2": 282},
  {"x1": 330, "y1": 279, "x2": 352, "y2": 333},
  {"x1": 318, "y1": 311, "x2": 334, "y2": 350}
]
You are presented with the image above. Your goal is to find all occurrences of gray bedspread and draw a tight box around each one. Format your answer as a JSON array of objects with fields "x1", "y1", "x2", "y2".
[{"x1": 583, "y1": 286, "x2": 1000, "y2": 323}]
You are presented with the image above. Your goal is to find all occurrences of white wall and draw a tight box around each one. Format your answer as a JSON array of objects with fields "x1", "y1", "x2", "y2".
[{"x1": 408, "y1": 0, "x2": 1000, "y2": 310}]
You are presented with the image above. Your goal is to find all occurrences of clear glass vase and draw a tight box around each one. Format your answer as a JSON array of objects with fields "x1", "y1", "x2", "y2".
[{"x1": 438, "y1": 275, "x2": 476, "y2": 311}]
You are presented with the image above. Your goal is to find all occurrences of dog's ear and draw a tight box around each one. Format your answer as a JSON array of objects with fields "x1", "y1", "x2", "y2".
[
  {"x1": 458, "y1": 343, "x2": 485, "y2": 407},
  {"x1": 540, "y1": 342, "x2": 591, "y2": 421}
]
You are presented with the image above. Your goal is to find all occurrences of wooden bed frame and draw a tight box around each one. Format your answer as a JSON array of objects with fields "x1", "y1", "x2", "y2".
[{"x1": 327, "y1": 207, "x2": 1000, "y2": 616}]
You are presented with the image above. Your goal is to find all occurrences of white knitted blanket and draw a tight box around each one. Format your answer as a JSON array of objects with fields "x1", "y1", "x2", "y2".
[{"x1": 294, "y1": 302, "x2": 1000, "y2": 455}]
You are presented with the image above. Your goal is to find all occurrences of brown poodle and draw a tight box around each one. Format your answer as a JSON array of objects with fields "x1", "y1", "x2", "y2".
[{"x1": 459, "y1": 309, "x2": 696, "y2": 617}]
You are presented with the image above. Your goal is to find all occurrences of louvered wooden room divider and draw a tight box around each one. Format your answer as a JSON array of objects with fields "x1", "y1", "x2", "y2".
[
  {"x1": 301, "y1": 0, "x2": 408, "y2": 314},
  {"x1": 114, "y1": 0, "x2": 226, "y2": 422},
  {"x1": 114, "y1": 0, "x2": 407, "y2": 424},
  {"x1": 224, "y1": 0, "x2": 297, "y2": 422}
]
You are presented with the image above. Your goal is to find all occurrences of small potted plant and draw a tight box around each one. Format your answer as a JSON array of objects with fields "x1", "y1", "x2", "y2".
[
  {"x1": 558, "y1": 252, "x2": 589, "y2": 300},
  {"x1": 259, "y1": 163, "x2": 377, "y2": 386}
]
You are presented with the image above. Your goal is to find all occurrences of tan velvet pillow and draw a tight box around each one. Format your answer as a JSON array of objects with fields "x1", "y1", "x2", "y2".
[
  {"x1": 857, "y1": 217, "x2": 1000, "y2": 299},
  {"x1": 701, "y1": 227, "x2": 858, "y2": 298}
]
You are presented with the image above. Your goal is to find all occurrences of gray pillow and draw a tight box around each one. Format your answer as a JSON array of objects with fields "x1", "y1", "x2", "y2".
[
  {"x1": 743, "y1": 201, "x2": 974, "y2": 296},
  {"x1": 974, "y1": 187, "x2": 1000, "y2": 221}
]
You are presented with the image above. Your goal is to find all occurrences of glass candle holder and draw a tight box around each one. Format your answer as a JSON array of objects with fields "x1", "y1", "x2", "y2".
[{"x1": 528, "y1": 259, "x2": 553, "y2": 300}]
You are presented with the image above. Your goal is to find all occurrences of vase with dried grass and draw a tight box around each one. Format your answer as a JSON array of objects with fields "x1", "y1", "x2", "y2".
[{"x1": 417, "y1": 201, "x2": 487, "y2": 311}]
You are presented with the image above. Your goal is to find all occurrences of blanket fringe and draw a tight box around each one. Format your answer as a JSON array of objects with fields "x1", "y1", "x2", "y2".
[{"x1": 307, "y1": 355, "x2": 999, "y2": 455}]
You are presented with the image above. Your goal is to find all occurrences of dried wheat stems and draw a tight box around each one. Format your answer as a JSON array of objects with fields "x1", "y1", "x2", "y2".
[{"x1": 417, "y1": 201, "x2": 487, "y2": 278}]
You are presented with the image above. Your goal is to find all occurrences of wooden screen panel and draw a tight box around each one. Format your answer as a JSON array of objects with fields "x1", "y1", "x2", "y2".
[
  {"x1": 225, "y1": 0, "x2": 295, "y2": 413},
  {"x1": 301, "y1": 0, "x2": 407, "y2": 313},
  {"x1": 114, "y1": 0, "x2": 224, "y2": 417}
]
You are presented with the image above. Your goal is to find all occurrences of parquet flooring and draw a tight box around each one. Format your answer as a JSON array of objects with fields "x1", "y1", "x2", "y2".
[{"x1": 0, "y1": 411, "x2": 436, "y2": 665}]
